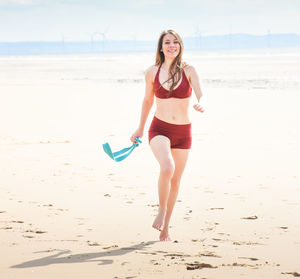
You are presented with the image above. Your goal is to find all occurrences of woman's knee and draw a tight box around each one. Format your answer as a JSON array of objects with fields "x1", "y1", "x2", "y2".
[{"x1": 160, "y1": 160, "x2": 175, "y2": 178}]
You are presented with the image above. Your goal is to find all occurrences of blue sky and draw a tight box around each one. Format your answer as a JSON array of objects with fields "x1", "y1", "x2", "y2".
[{"x1": 0, "y1": 0, "x2": 299, "y2": 42}]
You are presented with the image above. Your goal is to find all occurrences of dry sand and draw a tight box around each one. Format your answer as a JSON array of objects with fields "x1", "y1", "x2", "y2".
[{"x1": 1, "y1": 50, "x2": 300, "y2": 278}]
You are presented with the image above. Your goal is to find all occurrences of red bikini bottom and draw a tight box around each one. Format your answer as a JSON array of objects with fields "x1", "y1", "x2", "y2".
[{"x1": 148, "y1": 116, "x2": 192, "y2": 149}]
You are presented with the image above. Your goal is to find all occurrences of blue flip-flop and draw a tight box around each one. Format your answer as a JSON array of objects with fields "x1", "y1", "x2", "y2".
[{"x1": 102, "y1": 137, "x2": 142, "y2": 162}]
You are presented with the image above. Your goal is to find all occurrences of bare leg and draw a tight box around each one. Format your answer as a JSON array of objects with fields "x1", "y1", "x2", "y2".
[
  {"x1": 150, "y1": 136, "x2": 174, "y2": 231},
  {"x1": 160, "y1": 148, "x2": 190, "y2": 241}
]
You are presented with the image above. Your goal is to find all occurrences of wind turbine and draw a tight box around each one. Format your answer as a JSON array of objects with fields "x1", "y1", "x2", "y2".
[
  {"x1": 61, "y1": 33, "x2": 69, "y2": 53},
  {"x1": 90, "y1": 27, "x2": 110, "y2": 52},
  {"x1": 84, "y1": 32, "x2": 97, "y2": 52},
  {"x1": 194, "y1": 25, "x2": 203, "y2": 50},
  {"x1": 98, "y1": 26, "x2": 109, "y2": 52},
  {"x1": 84, "y1": 26, "x2": 109, "y2": 53},
  {"x1": 267, "y1": 29, "x2": 271, "y2": 48},
  {"x1": 131, "y1": 32, "x2": 137, "y2": 52},
  {"x1": 227, "y1": 26, "x2": 233, "y2": 50}
]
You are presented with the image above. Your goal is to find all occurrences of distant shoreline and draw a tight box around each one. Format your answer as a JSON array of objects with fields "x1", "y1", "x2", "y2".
[{"x1": 1, "y1": 33, "x2": 300, "y2": 56}]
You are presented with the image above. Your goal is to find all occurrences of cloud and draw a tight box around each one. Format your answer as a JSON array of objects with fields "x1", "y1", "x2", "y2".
[
  {"x1": 0, "y1": 0, "x2": 299, "y2": 42},
  {"x1": 0, "y1": 0, "x2": 40, "y2": 5}
]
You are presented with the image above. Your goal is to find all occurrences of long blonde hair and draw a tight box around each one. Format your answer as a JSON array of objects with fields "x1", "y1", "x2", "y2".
[{"x1": 155, "y1": 29, "x2": 185, "y2": 92}]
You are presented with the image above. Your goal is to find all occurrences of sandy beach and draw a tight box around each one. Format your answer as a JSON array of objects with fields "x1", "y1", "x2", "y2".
[{"x1": 1, "y1": 50, "x2": 300, "y2": 279}]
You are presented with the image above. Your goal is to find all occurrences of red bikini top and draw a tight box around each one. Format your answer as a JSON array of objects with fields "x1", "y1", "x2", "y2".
[{"x1": 154, "y1": 65, "x2": 192, "y2": 99}]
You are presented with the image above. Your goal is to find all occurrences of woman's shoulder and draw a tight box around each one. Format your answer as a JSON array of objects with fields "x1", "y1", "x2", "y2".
[
  {"x1": 145, "y1": 65, "x2": 159, "y2": 74},
  {"x1": 145, "y1": 65, "x2": 159, "y2": 81},
  {"x1": 182, "y1": 62, "x2": 198, "y2": 81},
  {"x1": 182, "y1": 62, "x2": 196, "y2": 72}
]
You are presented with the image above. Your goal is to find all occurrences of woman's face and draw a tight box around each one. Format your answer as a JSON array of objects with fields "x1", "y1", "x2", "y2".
[{"x1": 161, "y1": 33, "x2": 180, "y2": 59}]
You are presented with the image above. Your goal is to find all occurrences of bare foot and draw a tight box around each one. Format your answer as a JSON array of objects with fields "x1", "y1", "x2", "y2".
[
  {"x1": 152, "y1": 209, "x2": 166, "y2": 231},
  {"x1": 159, "y1": 229, "x2": 171, "y2": 241}
]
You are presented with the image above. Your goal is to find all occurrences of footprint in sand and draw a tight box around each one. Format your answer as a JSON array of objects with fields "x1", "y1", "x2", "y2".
[
  {"x1": 113, "y1": 276, "x2": 137, "y2": 279},
  {"x1": 191, "y1": 238, "x2": 206, "y2": 243},
  {"x1": 56, "y1": 208, "x2": 68, "y2": 212},
  {"x1": 164, "y1": 253, "x2": 191, "y2": 258},
  {"x1": 222, "y1": 262, "x2": 261, "y2": 268},
  {"x1": 233, "y1": 241, "x2": 263, "y2": 246},
  {"x1": 281, "y1": 272, "x2": 300, "y2": 277},
  {"x1": 198, "y1": 251, "x2": 221, "y2": 258},
  {"x1": 87, "y1": 241, "x2": 101, "y2": 246},
  {"x1": 103, "y1": 245, "x2": 118, "y2": 250},
  {"x1": 1, "y1": 226, "x2": 13, "y2": 230},
  {"x1": 218, "y1": 232, "x2": 230, "y2": 236},
  {"x1": 238, "y1": 256, "x2": 259, "y2": 261},
  {"x1": 212, "y1": 238, "x2": 222, "y2": 241},
  {"x1": 23, "y1": 235, "x2": 35, "y2": 238},
  {"x1": 185, "y1": 262, "x2": 217, "y2": 270},
  {"x1": 241, "y1": 215, "x2": 258, "y2": 220},
  {"x1": 25, "y1": 229, "x2": 47, "y2": 234},
  {"x1": 138, "y1": 251, "x2": 158, "y2": 255},
  {"x1": 204, "y1": 190, "x2": 214, "y2": 193},
  {"x1": 147, "y1": 204, "x2": 159, "y2": 207},
  {"x1": 200, "y1": 227, "x2": 214, "y2": 232}
]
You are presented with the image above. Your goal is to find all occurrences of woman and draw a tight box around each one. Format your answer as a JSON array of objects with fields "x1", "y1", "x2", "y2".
[{"x1": 130, "y1": 29, "x2": 204, "y2": 241}]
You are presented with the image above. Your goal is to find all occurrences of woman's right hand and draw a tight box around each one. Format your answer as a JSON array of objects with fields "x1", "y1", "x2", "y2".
[{"x1": 130, "y1": 128, "x2": 144, "y2": 143}]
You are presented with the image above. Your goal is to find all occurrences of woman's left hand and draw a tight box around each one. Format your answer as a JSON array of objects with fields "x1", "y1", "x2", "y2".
[{"x1": 193, "y1": 103, "x2": 204, "y2": 112}]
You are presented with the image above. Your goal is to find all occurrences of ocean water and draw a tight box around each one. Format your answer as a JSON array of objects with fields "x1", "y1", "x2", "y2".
[
  {"x1": 1, "y1": 34, "x2": 300, "y2": 56},
  {"x1": 1, "y1": 47, "x2": 300, "y2": 92}
]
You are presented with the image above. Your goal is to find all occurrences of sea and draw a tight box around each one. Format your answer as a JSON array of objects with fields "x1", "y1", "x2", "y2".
[{"x1": 0, "y1": 37, "x2": 300, "y2": 93}]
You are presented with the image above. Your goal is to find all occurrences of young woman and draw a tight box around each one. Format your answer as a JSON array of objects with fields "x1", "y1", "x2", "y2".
[{"x1": 130, "y1": 29, "x2": 204, "y2": 241}]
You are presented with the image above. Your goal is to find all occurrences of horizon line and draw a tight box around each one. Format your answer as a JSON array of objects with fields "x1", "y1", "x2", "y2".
[{"x1": 1, "y1": 32, "x2": 300, "y2": 44}]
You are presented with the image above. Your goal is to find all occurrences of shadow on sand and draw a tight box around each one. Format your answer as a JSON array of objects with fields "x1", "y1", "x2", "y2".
[{"x1": 11, "y1": 241, "x2": 157, "y2": 268}]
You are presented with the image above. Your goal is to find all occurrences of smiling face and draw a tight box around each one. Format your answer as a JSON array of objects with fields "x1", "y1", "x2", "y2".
[
  {"x1": 161, "y1": 33, "x2": 181, "y2": 60},
  {"x1": 155, "y1": 30, "x2": 184, "y2": 67}
]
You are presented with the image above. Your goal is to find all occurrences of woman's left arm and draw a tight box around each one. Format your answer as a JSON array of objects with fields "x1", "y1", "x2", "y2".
[{"x1": 188, "y1": 65, "x2": 204, "y2": 112}]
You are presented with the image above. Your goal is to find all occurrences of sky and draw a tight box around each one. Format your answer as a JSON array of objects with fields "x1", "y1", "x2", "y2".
[{"x1": 0, "y1": 0, "x2": 299, "y2": 42}]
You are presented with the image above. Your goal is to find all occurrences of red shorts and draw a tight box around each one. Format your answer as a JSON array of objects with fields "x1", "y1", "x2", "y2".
[{"x1": 148, "y1": 116, "x2": 192, "y2": 149}]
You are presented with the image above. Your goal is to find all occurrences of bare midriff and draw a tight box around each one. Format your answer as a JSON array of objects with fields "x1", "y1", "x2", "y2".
[{"x1": 154, "y1": 97, "x2": 191, "y2": 124}]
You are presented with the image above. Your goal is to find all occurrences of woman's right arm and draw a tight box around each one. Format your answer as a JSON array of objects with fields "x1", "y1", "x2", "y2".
[{"x1": 130, "y1": 66, "x2": 155, "y2": 143}]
